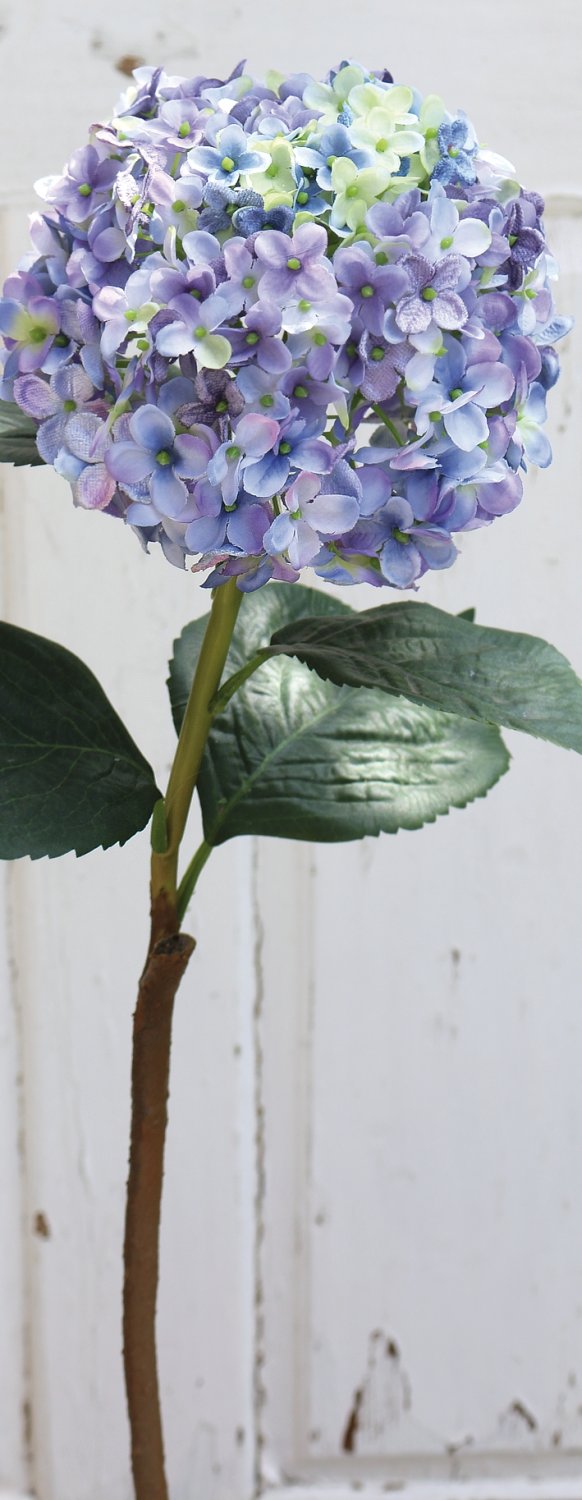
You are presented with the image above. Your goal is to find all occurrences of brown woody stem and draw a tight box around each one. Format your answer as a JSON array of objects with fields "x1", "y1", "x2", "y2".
[{"x1": 123, "y1": 580, "x2": 243, "y2": 1500}]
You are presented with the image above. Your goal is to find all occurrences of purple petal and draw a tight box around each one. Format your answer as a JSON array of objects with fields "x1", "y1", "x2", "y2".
[
  {"x1": 236, "y1": 413, "x2": 280, "y2": 458},
  {"x1": 75, "y1": 462, "x2": 117, "y2": 511},
  {"x1": 466, "y1": 361, "x2": 515, "y2": 407},
  {"x1": 106, "y1": 442, "x2": 154, "y2": 483},
  {"x1": 432, "y1": 291, "x2": 468, "y2": 330},
  {"x1": 14, "y1": 374, "x2": 58, "y2": 419},
  {"x1": 443, "y1": 400, "x2": 488, "y2": 451},
  {"x1": 307, "y1": 493, "x2": 359, "y2": 535},
  {"x1": 129, "y1": 405, "x2": 175, "y2": 452},
  {"x1": 150, "y1": 466, "x2": 189, "y2": 517}
]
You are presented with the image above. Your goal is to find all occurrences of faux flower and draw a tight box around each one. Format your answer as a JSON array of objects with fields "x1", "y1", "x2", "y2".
[{"x1": 0, "y1": 58, "x2": 569, "y2": 594}]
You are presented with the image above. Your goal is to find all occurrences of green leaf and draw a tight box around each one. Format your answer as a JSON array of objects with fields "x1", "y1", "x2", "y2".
[
  {"x1": 0, "y1": 402, "x2": 43, "y2": 466},
  {"x1": 269, "y1": 600, "x2": 582, "y2": 754},
  {"x1": 169, "y1": 586, "x2": 509, "y2": 846},
  {"x1": 0, "y1": 622, "x2": 160, "y2": 858}
]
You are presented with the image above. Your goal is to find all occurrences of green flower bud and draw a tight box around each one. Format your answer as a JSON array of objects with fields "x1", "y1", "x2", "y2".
[
  {"x1": 360, "y1": 284, "x2": 374, "y2": 298},
  {"x1": 421, "y1": 287, "x2": 437, "y2": 301},
  {"x1": 287, "y1": 257, "x2": 301, "y2": 271},
  {"x1": 221, "y1": 155, "x2": 235, "y2": 172},
  {"x1": 78, "y1": 183, "x2": 92, "y2": 198},
  {"x1": 156, "y1": 450, "x2": 173, "y2": 467},
  {"x1": 226, "y1": 445, "x2": 241, "y2": 461}
]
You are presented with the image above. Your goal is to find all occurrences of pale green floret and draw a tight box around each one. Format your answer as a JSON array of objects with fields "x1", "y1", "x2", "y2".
[
  {"x1": 330, "y1": 157, "x2": 393, "y2": 232},
  {"x1": 242, "y1": 139, "x2": 296, "y2": 206},
  {"x1": 302, "y1": 63, "x2": 366, "y2": 122}
]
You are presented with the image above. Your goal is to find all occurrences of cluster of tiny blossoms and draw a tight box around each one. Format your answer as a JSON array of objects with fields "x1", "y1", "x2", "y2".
[{"x1": 0, "y1": 60, "x2": 571, "y2": 591}]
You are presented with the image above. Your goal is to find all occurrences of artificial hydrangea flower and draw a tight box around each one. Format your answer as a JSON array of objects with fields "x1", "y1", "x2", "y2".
[{"x1": 0, "y1": 58, "x2": 571, "y2": 593}]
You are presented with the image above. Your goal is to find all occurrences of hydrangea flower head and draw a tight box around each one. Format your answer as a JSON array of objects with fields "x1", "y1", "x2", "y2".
[{"x1": 0, "y1": 59, "x2": 571, "y2": 592}]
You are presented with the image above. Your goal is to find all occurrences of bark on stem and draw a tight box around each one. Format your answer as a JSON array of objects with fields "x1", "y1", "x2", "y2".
[
  {"x1": 123, "y1": 580, "x2": 243, "y2": 1500},
  {"x1": 123, "y1": 913, "x2": 195, "y2": 1500}
]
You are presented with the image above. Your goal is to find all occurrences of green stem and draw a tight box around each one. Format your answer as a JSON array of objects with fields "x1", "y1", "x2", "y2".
[
  {"x1": 210, "y1": 647, "x2": 270, "y2": 717},
  {"x1": 176, "y1": 838, "x2": 212, "y2": 925},
  {"x1": 151, "y1": 577, "x2": 242, "y2": 918},
  {"x1": 369, "y1": 403, "x2": 405, "y2": 446},
  {"x1": 124, "y1": 578, "x2": 243, "y2": 1500}
]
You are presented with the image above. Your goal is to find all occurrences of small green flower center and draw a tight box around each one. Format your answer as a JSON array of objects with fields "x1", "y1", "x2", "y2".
[
  {"x1": 78, "y1": 183, "x2": 92, "y2": 198},
  {"x1": 287, "y1": 257, "x2": 301, "y2": 271},
  {"x1": 54, "y1": 334, "x2": 69, "y2": 348},
  {"x1": 293, "y1": 384, "x2": 308, "y2": 398},
  {"x1": 63, "y1": 399, "x2": 76, "y2": 412},
  {"x1": 260, "y1": 394, "x2": 274, "y2": 408},
  {"x1": 440, "y1": 235, "x2": 454, "y2": 249},
  {"x1": 421, "y1": 287, "x2": 437, "y2": 301},
  {"x1": 194, "y1": 325, "x2": 207, "y2": 339},
  {"x1": 221, "y1": 155, "x2": 235, "y2": 172},
  {"x1": 265, "y1": 162, "x2": 278, "y2": 179},
  {"x1": 226, "y1": 445, "x2": 241, "y2": 461},
  {"x1": 242, "y1": 275, "x2": 255, "y2": 288},
  {"x1": 375, "y1": 138, "x2": 389, "y2": 153},
  {"x1": 297, "y1": 190, "x2": 309, "y2": 205},
  {"x1": 173, "y1": 199, "x2": 186, "y2": 213},
  {"x1": 124, "y1": 309, "x2": 138, "y2": 322},
  {"x1": 29, "y1": 325, "x2": 48, "y2": 345},
  {"x1": 448, "y1": 146, "x2": 460, "y2": 158},
  {"x1": 393, "y1": 528, "x2": 410, "y2": 544},
  {"x1": 290, "y1": 508, "x2": 301, "y2": 520},
  {"x1": 313, "y1": 331, "x2": 327, "y2": 346},
  {"x1": 370, "y1": 346, "x2": 384, "y2": 362},
  {"x1": 449, "y1": 387, "x2": 463, "y2": 401},
  {"x1": 508, "y1": 234, "x2": 518, "y2": 247},
  {"x1": 178, "y1": 122, "x2": 191, "y2": 138},
  {"x1": 245, "y1": 331, "x2": 260, "y2": 345},
  {"x1": 375, "y1": 251, "x2": 389, "y2": 265},
  {"x1": 279, "y1": 441, "x2": 292, "y2": 454},
  {"x1": 156, "y1": 449, "x2": 173, "y2": 467},
  {"x1": 429, "y1": 410, "x2": 442, "y2": 422},
  {"x1": 346, "y1": 183, "x2": 360, "y2": 200},
  {"x1": 136, "y1": 338, "x2": 150, "y2": 351},
  {"x1": 360, "y1": 283, "x2": 374, "y2": 299},
  {"x1": 215, "y1": 400, "x2": 228, "y2": 412},
  {"x1": 298, "y1": 299, "x2": 311, "y2": 312},
  {"x1": 346, "y1": 342, "x2": 357, "y2": 357},
  {"x1": 425, "y1": 126, "x2": 438, "y2": 141}
]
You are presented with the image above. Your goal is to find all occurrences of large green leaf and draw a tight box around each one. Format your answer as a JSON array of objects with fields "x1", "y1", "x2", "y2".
[
  {"x1": 169, "y1": 586, "x2": 509, "y2": 846},
  {"x1": 0, "y1": 623, "x2": 160, "y2": 858},
  {"x1": 0, "y1": 402, "x2": 43, "y2": 466},
  {"x1": 269, "y1": 600, "x2": 582, "y2": 754}
]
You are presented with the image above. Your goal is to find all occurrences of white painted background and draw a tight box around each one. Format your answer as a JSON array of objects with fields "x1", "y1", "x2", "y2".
[{"x1": 0, "y1": 4, "x2": 581, "y2": 1499}]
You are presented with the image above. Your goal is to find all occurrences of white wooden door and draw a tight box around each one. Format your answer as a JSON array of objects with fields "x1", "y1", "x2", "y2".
[{"x1": 1, "y1": 5, "x2": 582, "y2": 1500}]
